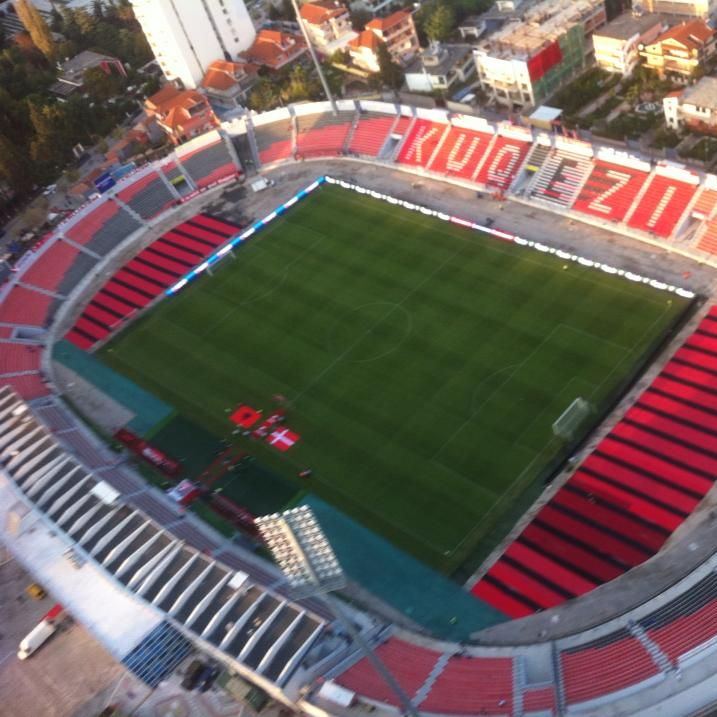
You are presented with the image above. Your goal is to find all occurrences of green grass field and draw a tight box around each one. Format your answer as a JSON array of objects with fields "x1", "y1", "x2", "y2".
[{"x1": 100, "y1": 184, "x2": 691, "y2": 573}]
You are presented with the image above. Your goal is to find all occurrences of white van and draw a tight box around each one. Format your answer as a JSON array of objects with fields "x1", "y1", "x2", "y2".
[{"x1": 17, "y1": 620, "x2": 56, "y2": 660}]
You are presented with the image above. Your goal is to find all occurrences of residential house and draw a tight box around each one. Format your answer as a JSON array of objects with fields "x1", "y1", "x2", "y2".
[
  {"x1": 664, "y1": 75, "x2": 717, "y2": 131},
  {"x1": 640, "y1": 0, "x2": 717, "y2": 21},
  {"x1": 405, "y1": 44, "x2": 476, "y2": 93},
  {"x1": 640, "y1": 19, "x2": 716, "y2": 81},
  {"x1": 241, "y1": 29, "x2": 307, "y2": 70},
  {"x1": 299, "y1": 0, "x2": 357, "y2": 54},
  {"x1": 144, "y1": 84, "x2": 219, "y2": 144},
  {"x1": 348, "y1": 8, "x2": 418, "y2": 73},
  {"x1": 50, "y1": 50, "x2": 126, "y2": 99},
  {"x1": 201, "y1": 59, "x2": 258, "y2": 109}
]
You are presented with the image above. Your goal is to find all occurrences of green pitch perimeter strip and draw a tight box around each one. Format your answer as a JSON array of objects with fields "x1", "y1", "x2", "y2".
[{"x1": 97, "y1": 182, "x2": 693, "y2": 578}]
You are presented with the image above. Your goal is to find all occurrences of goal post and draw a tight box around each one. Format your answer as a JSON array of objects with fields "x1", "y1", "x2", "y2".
[{"x1": 552, "y1": 397, "x2": 592, "y2": 441}]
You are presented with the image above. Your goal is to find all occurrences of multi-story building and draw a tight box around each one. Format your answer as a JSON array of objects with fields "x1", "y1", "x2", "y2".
[
  {"x1": 299, "y1": 0, "x2": 356, "y2": 54},
  {"x1": 473, "y1": 0, "x2": 607, "y2": 109},
  {"x1": 664, "y1": 76, "x2": 717, "y2": 131},
  {"x1": 347, "y1": 8, "x2": 418, "y2": 73},
  {"x1": 130, "y1": 0, "x2": 257, "y2": 90},
  {"x1": 144, "y1": 84, "x2": 219, "y2": 144},
  {"x1": 640, "y1": 0, "x2": 717, "y2": 21},
  {"x1": 640, "y1": 19, "x2": 716, "y2": 81},
  {"x1": 592, "y1": 12, "x2": 665, "y2": 75},
  {"x1": 241, "y1": 29, "x2": 307, "y2": 70},
  {"x1": 365, "y1": 9, "x2": 419, "y2": 64}
]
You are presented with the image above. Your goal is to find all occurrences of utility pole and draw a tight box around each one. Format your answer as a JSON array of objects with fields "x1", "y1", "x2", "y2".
[{"x1": 289, "y1": 0, "x2": 338, "y2": 115}]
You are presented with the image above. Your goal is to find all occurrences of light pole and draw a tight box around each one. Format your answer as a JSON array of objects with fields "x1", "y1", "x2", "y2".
[
  {"x1": 255, "y1": 506, "x2": 420, "y2": 717},
  {"x1": 289, "y1": 0, "x2": 338, "y2": 115}
]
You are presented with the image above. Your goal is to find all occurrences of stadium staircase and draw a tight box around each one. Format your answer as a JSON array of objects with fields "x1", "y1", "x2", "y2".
[{"x1": 529, "y1": 149, "x2": 594, "y2": 208}]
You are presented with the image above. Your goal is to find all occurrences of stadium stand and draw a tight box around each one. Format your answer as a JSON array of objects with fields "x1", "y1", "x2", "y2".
[
  {"x1": 253, "y1": 110, "x2": 294, "y2": 165},
  {"x1": 475, "y1": 134, "x2": 531, "y2": 191},
  {"x1": 572, "y1": 160, "x2": 649, "y2": 222},
  {"x1": 396, "y1": 119, "x2": 449, "y2": 168},
  {"x1": 175, "y1": 131, "x2": 240, "y2": 190},
  {"x1": 336, "y1": 638, "x2": 440, "y2": 706},
  {"x1": 0, "y1": 374, "x2": 49, "y2": 400},
  {"x1": 18, "y1": 240, "x2": 80, "y2": 294},
  {"x1": 0, "y1": 286, "x2": 53, "y2": 326},
  {"x1": 348, "y1": 112, "x2": 397, "y2": 157},
  {"x1": 419, "y1": 655, "x2": 514, "y2": 715},
  {"x1": 559, "y1": 630, "x2": 662, "y2": 706},
  {"x1": 63, "y1": 199, "x2": 143, "y2": 256},
  {"x1": 428, "y1": 125, "x2": 493, "y2": 181},
  {"x1": 640, "y1": 572, "x2": 717, "y2": 665},
  {"x1": 522, "y1": 684, "x2": 557, "y2": 714},
  {"x1": 65, "y1": 213, "x2": 241, "y2": 350},
  {"x1": 116, "y1": 170, "x2": 176, "y2": 220},
  {"x1": 530, "y1": 149, "x2": 593, "y2": 207},
  {"x1": 473, "y1": 308, "x2": 717, "y2": 618},
  {"x1": 0, "y1": 344, "x2": 41, "y2": 375},
  {"x1": 627, "y1": 173, "x2": 698, "y2": 237},
  {"x1": 295, "y1": 111, "x2": 354, "y2": 158},
  {"x1": 160, "y1": 159, "x2": 193, "y2": 198}
]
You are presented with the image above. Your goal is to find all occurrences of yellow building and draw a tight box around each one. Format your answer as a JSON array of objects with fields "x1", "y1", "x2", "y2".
[{"x1": 640, "y1": 19, "x2": 716, "y2": 81}]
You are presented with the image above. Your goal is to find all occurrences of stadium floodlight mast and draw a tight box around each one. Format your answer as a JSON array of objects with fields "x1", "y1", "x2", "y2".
[
  {"x1": 289, "y1": 0, "x2": 338, "y2": 115},
  {"x1": 255, "y1": 506, "x2": 421, "y2": 717}
]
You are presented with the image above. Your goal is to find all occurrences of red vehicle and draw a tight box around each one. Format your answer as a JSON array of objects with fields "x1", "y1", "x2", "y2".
[{"x1": 114, "y1": 428, "x2": 182, "y2": 477}]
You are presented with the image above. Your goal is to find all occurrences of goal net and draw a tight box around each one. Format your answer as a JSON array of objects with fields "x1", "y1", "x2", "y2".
[{"x1": 552, "y1": 397, "x2": 592, "y2": 441}]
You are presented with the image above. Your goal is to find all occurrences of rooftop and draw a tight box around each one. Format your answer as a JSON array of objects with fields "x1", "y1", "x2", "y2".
[
  {"x1": 676, "y1": 76, "x2": 717, "y2": 109},
  {"x1": 593, "y1": 12, "x2": 664, "y2": 41},
  {"x1": 405, "y1": 43, "x2": 473, "y2": 77},
  {"x1": 299, "y1": 0, "x2": 347, "y2": 25},
  {"x1": 201, "y1": 59, "x2": 257, "y2": 92},
  {"x1": 242, "y1": 29, "x2": 306, "y2": 68},
  {"x1": 349, "y1": 29, "x2": 381, "y2": 51},
  {"x1": 651, "y1": 19, "x2": 715, "y2": 50},
  {"x1": 366, "y1": 8, "x2": 411, "y2": 32},
  {"x1": 476, "y1": 0, "x2": 604, "y2": 58}
]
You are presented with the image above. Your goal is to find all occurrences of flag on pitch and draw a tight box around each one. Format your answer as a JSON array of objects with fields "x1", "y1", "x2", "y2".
[
  {"x1": 266, "y1": 428, "x2": 300, "y2": 452},
  {"x1": 230, "y1": 405, "x2": 261, "y2": 428}
]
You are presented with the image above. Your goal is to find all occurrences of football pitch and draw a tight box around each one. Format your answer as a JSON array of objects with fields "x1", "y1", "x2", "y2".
[{"x1": 100, "y1": 184, "x2": 691, "y2": 574}]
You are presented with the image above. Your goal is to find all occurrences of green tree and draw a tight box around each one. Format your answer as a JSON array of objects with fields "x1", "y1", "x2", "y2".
[
  {"x1": 248, "y1": 78, "x2": 279, "y2": 111},
  {"x1": 15, "y1": 0, "x2": 55, "y2": 59},
  {"x1": 376, "y1": 42, "x2": 403, "y2": 90},
  {"x1": 83, "y1": 66, "x2": 123, "y2": 100},
  {"x1": 0, "y1": 132, "x2": 34, "y2": 193},
  {"x1": 422, "y1": 2, "x2": 455, "y2": 43},
  {"x1": 49, "y1": 6, "x2": 63, "y2": 32},
  {"x1": 93, "y1": 0, "x2": 105, "y2": 20}
]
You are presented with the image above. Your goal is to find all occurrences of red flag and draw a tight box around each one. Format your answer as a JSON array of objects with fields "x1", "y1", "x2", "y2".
[
  {"x1": 266, "y1": 428, "x2": 300, "y2": 452},
  {"x1": 230, "y1": 405, "x2": 262, "y2": 428}
]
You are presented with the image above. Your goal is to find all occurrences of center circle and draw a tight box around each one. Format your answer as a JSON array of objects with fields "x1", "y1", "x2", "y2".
[{"x1": 327, "y1": 301, "x2": 413, "y2": 363}]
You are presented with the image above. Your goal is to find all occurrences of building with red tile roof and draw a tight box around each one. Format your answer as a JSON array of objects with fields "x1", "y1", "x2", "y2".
[
  {"x1": 299, "y1": 0, "x2": 356, "y2": 53},
  {"x1": 640, "y1": 19, "x2": 716, "y2": 80},
  {"x1": 241, "y1": 29, "x2": 307, "y2": 70},
  {"x1": 348, "y1": 8, "x2": 418, "y2": 73},
  {"x1": 201, "y1": 59, "x2": 258, "y2": 109},
  {"x1": 144, "y1": 85, "x2": 219, "y2": 145}
]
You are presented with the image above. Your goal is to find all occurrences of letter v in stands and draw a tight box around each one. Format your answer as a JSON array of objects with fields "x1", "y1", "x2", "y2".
[{"x1": 266, "y1": 428, "x2": 300, "y2": 452}]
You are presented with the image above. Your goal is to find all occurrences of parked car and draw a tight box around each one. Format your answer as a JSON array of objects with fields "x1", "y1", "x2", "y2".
[
  {"x1": 180, "y1": 659, "x2": 205, "y2": 690},
  {"x1": 197, "y1": 663, "x2": 220, "y2": 692}
]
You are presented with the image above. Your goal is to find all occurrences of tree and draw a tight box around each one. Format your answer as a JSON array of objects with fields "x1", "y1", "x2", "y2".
[
  {"x1": 350, "y1": 8, "x2": 371, "y2": 31},
  {"x1": 421, "y1": 2, "x2": 455, "y2": 43},
  {"x1": 376, "y1": 42, "x2": 403, "y2": 91},
  {"x1": 14, "y1": 0, "x2": 55, "y2": 59},
  {"x1": 49, "y1": 6, "x2": 63, "y2": 32},
  {"x1": 0, "y1": 132, "x2": 34, "y2": 194},
  {"x1": 248, "y1": 78, "x2": 279, "y2": 112},
  {"x1": 83, "y1": 66, "x2": 123, "y2": 100},
  {"x1": 92, "y1": 0, "x2": 105, "y2": 20}
]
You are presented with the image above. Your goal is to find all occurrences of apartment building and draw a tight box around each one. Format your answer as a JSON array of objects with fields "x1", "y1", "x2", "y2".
[
  {"x1": 592, "y1": 12, "x2": 665, "y2": 75},
  {"x1": 131, "y1": 0, "x2": 257, "y2": 89},
  {"x1": 299, "y1": 0, "x2": 357, "y2": 54},
  {"x1": 473, "y1": 0, "x2": 607, "y2": 108},
  {"x1": 640, "y1": 19, "x2": 716, "y2": 81}
]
